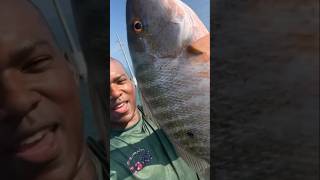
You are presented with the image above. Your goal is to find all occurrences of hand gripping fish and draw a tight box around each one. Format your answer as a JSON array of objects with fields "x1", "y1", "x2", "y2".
[{"x1": 126, "y1": 0, "x2": 210, "y2": 175}]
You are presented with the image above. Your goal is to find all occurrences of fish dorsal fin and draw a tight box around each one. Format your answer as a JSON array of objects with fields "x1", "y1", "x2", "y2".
[
  {"x1": 187, "y1": 34, "x2": 210, "y2": 55},
  {"x1": 186, "y1": 34, "x2": 210, "y2": 64}
]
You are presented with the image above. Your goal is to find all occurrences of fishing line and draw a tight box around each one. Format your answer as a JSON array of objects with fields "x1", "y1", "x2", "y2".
[{"x1": 115, "y1": 32, "x2": 138, "y2": 87}]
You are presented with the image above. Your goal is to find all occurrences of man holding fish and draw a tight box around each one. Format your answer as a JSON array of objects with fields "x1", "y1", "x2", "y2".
[
  {"x1": 110, "y1": 0, "x2": 210, "y2": 179},
  {"x1": 110, "y1": 58, "x2": 202, "y2": 180}
]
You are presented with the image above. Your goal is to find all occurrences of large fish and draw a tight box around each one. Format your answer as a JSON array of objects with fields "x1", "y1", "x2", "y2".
[{"x1": 126, "y1": 0, "x2": 211, "y2": 174}]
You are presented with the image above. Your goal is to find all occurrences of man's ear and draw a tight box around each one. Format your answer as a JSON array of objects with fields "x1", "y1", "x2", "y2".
[
  {"x1": 130, "y1": 77, "x2": 137, "y2": 88},
  {"x1": 64, "y1": 52, "x2": 80, "y2": 85},
  {"x1": 64, "y1": 52, "x2": 69, "y2": 61}
]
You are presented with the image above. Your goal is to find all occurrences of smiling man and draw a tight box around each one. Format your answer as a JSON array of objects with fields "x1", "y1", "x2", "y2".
[
  {"x1": 110, "y1": 57, "x2": 201, "y2": 180},
  {"x1": 0, "y1": 0, "x2": 106, "y2": 179},
  {"x1": 110, "y1": 58, "x2": 140, "y2": 129}
]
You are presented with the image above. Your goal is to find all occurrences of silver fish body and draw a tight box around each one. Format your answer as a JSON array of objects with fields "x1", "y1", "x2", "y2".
[{"x1": 126, "y1": 0, "x2": 210, "y2": 165}]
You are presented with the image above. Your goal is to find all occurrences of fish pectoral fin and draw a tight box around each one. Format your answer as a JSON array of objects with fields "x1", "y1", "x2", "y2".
[{"x1": 187, "y1": 34, "x2": 210, "y2": 55}]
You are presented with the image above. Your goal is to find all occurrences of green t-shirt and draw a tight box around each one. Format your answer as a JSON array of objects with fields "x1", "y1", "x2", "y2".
[{"x1": 110, "y1": 112, "x2": 200, "y2": 180}]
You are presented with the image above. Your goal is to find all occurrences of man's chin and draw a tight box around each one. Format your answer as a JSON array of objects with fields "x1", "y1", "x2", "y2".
[
  {"x1": 111, "y1": 115, "x2": 133, "y2": 127},
  {"x1": 111, "y1": 110, "x2": 131, "y2": 121},
  {"x1": 19, "y1": 129, "x2": 83, "y2": 180},
  {"x1": 1, "y1": 159, "x2": 73, "y2": 180},
  {"x1": 14, "y1": 126, "x2": 60, "y2": 164}
]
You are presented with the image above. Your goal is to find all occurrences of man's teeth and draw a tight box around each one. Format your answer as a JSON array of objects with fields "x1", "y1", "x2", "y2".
[
  {"x1": 116, "y1": 102, "x2": 125, "y2": 109},
  {"x1": 21, "y1": 130, "x2": 47, "y2": 146}
]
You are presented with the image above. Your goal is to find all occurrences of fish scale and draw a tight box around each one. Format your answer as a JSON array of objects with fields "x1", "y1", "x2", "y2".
[{"x1": 132, "y1": 55, "x2": 210, "y2": 159}]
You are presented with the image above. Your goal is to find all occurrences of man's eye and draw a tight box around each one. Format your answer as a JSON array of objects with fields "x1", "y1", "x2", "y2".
[
  {"x1": 118, "y1": 79, "x2": 127, "y2": 84},
  {"x1": 22, "y1": 56, "x2": 52, "y2": 73}
]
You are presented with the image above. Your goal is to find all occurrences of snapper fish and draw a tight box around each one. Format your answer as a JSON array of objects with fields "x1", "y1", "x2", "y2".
[{"x1": 126, "y1": 0, "x2": 211, "y2": 174}]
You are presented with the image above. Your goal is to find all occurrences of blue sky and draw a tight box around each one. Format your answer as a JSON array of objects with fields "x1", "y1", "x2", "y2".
[{"x1": 110, "y1": 0, "x2": 210, "y2": 77}]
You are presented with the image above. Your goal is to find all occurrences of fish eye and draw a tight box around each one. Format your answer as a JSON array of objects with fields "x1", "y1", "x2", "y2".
[{"x1": 133, "y1": 20, "x2": 143, "y2": 33}]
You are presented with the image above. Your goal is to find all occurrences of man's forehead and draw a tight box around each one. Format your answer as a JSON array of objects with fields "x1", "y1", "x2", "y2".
[
  {"x1": 0, "y1": 0, "x2": 56, "y2": 54},
  {"x1": 110, "y1": 60, "x2": 130, "y2": 78},
  {"x1": 0, "y1": 0, "x2": 50, "y2": 34},
  {"x1": 111, "y1": 60, "x2": 126, "y2": 73},
  {"x1": 0, "y1": 0, "x2": 40, "y2": 18}
]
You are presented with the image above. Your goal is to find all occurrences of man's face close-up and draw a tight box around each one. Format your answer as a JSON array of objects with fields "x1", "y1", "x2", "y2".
[
  {"x1": 0, "y1": 1, "x2": 84, "y2": 179},
  {"x1": 110, "y1": 60, "x2": 138, "y2": 128}
]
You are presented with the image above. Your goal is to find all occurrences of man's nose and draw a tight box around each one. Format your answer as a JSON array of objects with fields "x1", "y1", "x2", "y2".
[
  {"x1": 0, "y1": 71, "x2": 41, "y2": 122},
  {"x1": 110, "y1": 84, "x2": 122, "y2": 100}
]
